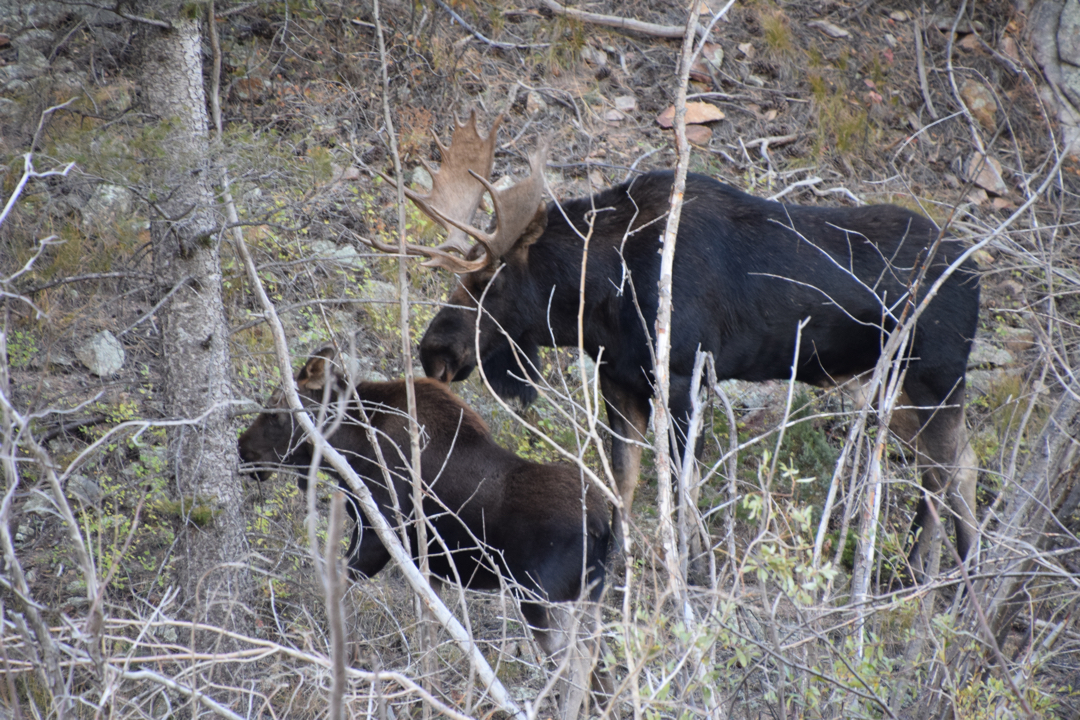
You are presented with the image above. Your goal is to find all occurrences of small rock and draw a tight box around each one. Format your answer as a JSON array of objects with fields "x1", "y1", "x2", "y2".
[
  {"x1": 362, "y1": 280, "x2": 397, "y2": 304},
  {"x1": 490, "y1": 175, "x2": 516, "y2": 193},
  {"x1": 47, "y1": 352, "x2": 76, "y2": 369},
  {"x1": 684, "y1": 125, "x2": 713, "y2": 145},
  {"x1": 991, "y1": 197, "x2": 1015, "y2": 211},
  {"x1": 581, "y1": 47, "x2": 607, "y2": 67},
  {"x1": 310, "y1": 240, "x2": 364, "y2": 270},
  {"x1": 1000, "y1": 35, "x2": 1021, "y2": 63},
  {"x1": 13, "y1": 29, "x2": 55, "y2": 53},
  {"x1": 966, "y1": 369, "x2": 1016, "y2": 396},
  {"x1": 689, "y1": 59, "x2": 713, "y2": 84},
  {"x1": 969, "y1": 338, "x2": 1016, "y2": 369},
  {"x1": 233, "y1": 76, "x2": 269, "y2": 102},
  {"x1": 1000, "y1": 327, "x2": 1036, "y2": 355},
  {"x1": 889, "y1": 10, "x2": 910, "y2": 22},
  {"x1": 604, "y1": 109, "x2": 626, "y2": 123},
  {"x1": 362, "y1": 369, "x2": 389, "y2": 383},
  {"x1": 1059, "y1": 3, "x2": 1080, "y2": 62},
  {"x1": 807, "y1": 19, "x2": 850, "y2": 38},
  {"x1": 17, "y1": 45, "x2": 49, "y2": 71},
  {"x1": 526, "y1": 91, "x2": 546, "y2": 115},
  {"x1": 330, "y1": 164, "x2": 360, "y2": 185},
  {"x1": 77, "y1": 330, "x2": 125, "y2": 377},
  {"x1": 614, "y1": 95, "x2": 637, "y2": 113},
  {"x1": 573, "y1": 353, "x2": 597, "y2": 384},
  {"x1": 14, "y1": 524, "x2": 29, "y2": 543},
  {"x1": 702, "y1": 43, "x2": 724, "y2": 69},
  {"x1": 965, "y1": 152, "x2": 1008, "y2": 195},
  {"x1": 960, "y1": 80, "x2": 997, "y2": 131},
  {"x1": 82, "y1": 184, "x2": 133, "y2": 229},
  {"x1": 410, "y1": 166, "x2": 432, "y2": 192},
  {"x1": 957, "y1": 33, "x2": 981, "y2": 52},
  {"x1": 25, "y1": 493, "x2": 52, "y2": 517},
  {"x1": 884, "y1": 33, "x2": 897, "y2": 47},
  {"x1": 972, "y1": 249, "x2": 995, "y2": 268},
  {"x1": 656, "y1": 101, "x2": 724, "y2": 128},
  {"x1": 0, "y1": 59, "x2": 43, "y2": 86},
  {"x1": 965, "y1": 187, "x2": 989, "y2": 206},
  {"x1": 67, "y1": 474, "x2": 102, "y2": 506},
  {"x1": 738, "y1": 42, "x2": 754, "y2": 59},
  {"x1": 943, "y1": 173, "x2": 961, "y2": 189},
  {"x1": 718, "y1": 379, "x2": 787, "y2": 411},
  {"x1": 930, "y1": 16, "x2": 984, "y2": 33},
  {"x1": 25, "y1": 570, "x2": 36, "y2": 584}
]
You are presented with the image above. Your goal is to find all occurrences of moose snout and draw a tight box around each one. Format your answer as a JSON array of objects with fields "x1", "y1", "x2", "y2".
[
  {"x1": 419, "y1": 331, "x2": 475, "y2": 385},
  {"x1": 421, "y1": 352, "x2": 475, "y2": 385}
]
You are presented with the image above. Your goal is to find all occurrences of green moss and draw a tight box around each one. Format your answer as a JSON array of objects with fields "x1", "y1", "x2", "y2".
[{"x1": 155, "y1": 496, "x2": 219, "y2": 527}]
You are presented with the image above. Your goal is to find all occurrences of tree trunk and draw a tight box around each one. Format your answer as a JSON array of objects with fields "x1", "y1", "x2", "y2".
[
  {"x1": 1026, "y1": 0, "x2": 1080, "y2": 156},
  {"x1": 137, "y1": 9, "x2": 252, "y2": 645}
]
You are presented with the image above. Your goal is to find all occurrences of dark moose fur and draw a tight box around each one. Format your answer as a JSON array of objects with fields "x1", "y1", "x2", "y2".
[
  {"x1": 420, "y1": 170, "x2": 981, "y2": 575},
  {"x1": 237, "y1": 349, "x2": 610, "y2": 653}
]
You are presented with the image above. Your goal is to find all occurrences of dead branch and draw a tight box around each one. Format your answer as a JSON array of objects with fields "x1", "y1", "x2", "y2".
[
  {"x1": 540, "y1": 0, "x2": 686, "y2": 39},
  {"x1": 914, "y1": 18, "x2": 939, "y2": 120},
  {"x1": 432, "y1": 0, "x2": 549, "y2": 49},
  {"x1": 326, "y1": 492, "x2": 347, "y2": 720}
]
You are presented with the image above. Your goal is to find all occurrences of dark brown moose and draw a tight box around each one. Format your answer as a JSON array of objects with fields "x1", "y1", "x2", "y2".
[
  {"x1": 367, "y1": 112, "x2": 980, "y2": 580},
  {"x1": 238, "y1": 348, "x2": 610, "y2": 714}
]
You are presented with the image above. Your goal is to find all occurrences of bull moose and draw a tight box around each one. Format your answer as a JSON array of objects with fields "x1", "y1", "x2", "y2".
[
  {"x1": 367, "y1": 112, "x2": 980, "y2": 579},
  {"x1": 237, "y1": 347, "x2": 611, "y2": 714}
]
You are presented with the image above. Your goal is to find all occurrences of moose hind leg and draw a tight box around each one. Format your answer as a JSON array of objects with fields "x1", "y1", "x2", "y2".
[
  {"x1": 892, "y1": 387, "x2": 978, "y2": 579},
  {"x1": 524, "y1": 601, "x2": 606, "y2": 719},
  {"x1": 913, "y1": 411, "x2": 978, "y2": 570}
]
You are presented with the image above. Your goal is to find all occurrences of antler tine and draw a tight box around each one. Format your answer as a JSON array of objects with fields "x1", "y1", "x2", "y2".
[
  {"x1": 353, "y1": 222, "x2": 489, "y2": 274},
  {"x1": 367, "y1": 113, "x2": 549, "y2": 274},
  {"x1": 417, "y1": 138, "x2": 550, "y2": 264},
  {"x1": 486, "y1": 137, "x2": 550, "y2": 258},
  {"x1": 412, "y1": 110, "x2": 503, "y2": 258}
]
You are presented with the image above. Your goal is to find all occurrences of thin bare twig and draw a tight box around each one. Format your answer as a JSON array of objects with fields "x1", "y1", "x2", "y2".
[
  {"x1": 432, "y1": 0, "x2": 549, "y2": 49},
  {"x1": 540, "y1": 0, "x2": 687, "y2": 39},
  {"x1": 652, "y1": 0, "x2": 700, "y2": 608},
  {"x1": 914, "y1": 18, "x2": 939, "y2": 120}
]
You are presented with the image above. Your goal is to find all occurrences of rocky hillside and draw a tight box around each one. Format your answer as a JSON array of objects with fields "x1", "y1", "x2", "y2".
[{"x1": 2, "y1": 0, "x2": 1079, "y2": 718}]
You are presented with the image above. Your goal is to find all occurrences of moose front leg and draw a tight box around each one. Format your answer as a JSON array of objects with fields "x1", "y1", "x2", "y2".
[{"x1": 600, "y1": 373, "x2": 650, "y2": 559}]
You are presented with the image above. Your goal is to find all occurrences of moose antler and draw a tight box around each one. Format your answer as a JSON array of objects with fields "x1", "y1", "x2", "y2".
[
  {"x1": 406, "y1": 111, "x2": 502, "y2": 260},
  {"x1": 423, "y1": 137, "x2": 551, "y2": 267},
  {"x1": 363, "y1": 111, "x2": 549, "y2": 274}
]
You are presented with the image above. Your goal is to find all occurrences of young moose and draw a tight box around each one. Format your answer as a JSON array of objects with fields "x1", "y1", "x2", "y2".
[
  {"x1": 237, "y1": 348, "x2": 611, "y2": 714},
  {"x1": 365, "y1": 112, "x2": 981, "y2": 579}
]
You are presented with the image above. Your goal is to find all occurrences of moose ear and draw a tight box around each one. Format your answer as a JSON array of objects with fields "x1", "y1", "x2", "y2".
[
  {"x1": 507, "y1": 202, "x2": 548, "y2": 263},
  {"x1": 297, "y1": 354, "x2": 331, "y2": 391}
]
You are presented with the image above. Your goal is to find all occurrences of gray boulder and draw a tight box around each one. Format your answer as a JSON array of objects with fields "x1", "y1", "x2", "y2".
[{"x1": 77, "y1": 330, "x2": 125, "y2": 377}]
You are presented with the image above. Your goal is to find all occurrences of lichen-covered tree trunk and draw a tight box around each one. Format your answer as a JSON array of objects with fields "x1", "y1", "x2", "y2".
[
  {"x1": 137, "y1": 9, "x2": 252, "y2": 643},
  {"x1": 1026, "y1": 0, "x2": 1080, "y2": 156}
]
